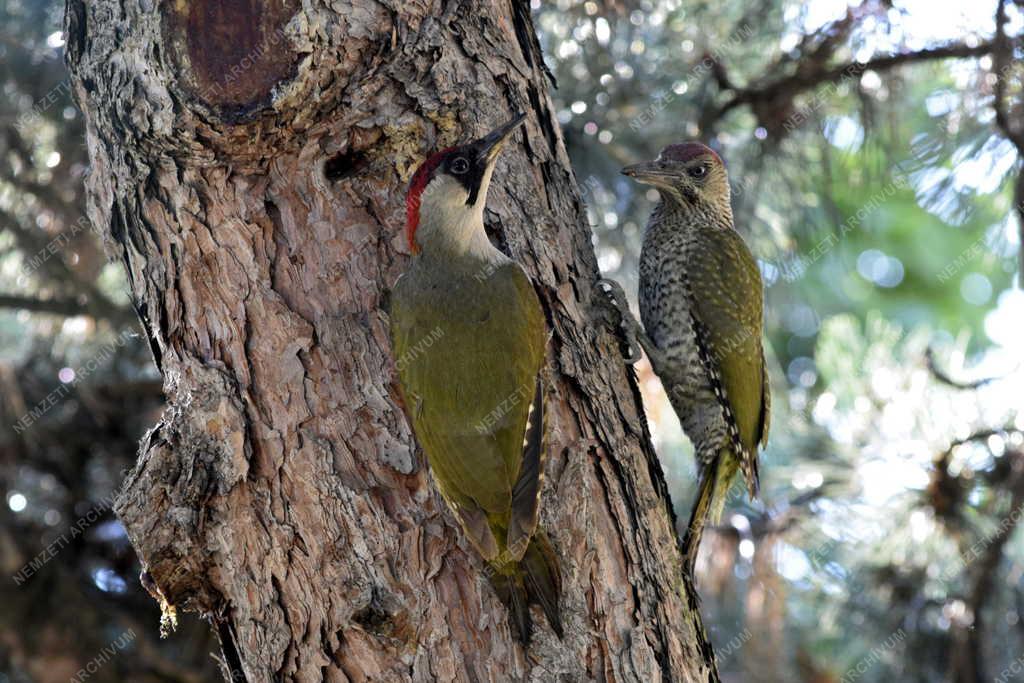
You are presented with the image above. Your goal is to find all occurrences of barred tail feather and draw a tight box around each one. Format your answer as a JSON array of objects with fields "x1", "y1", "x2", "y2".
[
  {"x1": 682, "y1": 455, "x2": 739, "y2": 575},
  {"x1": 488, "y1": 531, "x2": 562, "y2": 645},
  {"x1": 744, "y1": 452, "x2": 760, "y2": 499}
]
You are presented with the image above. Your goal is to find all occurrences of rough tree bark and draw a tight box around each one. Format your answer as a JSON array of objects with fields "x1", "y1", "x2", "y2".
[{"x1": 65, "y1": 1, "x2": 718, "y2": 680}]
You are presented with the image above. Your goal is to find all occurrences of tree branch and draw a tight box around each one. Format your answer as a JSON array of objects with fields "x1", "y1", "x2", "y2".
[
  {"x1": 940, "y1": 427, "x2": 1024, "y2": 460},
  {"x1": 925, "y1": 347, "x2": 1005, "y2": 390},
  {"x1": 953, "y1": 449, "x2": 1024, "y2": 682},
  {"x1": 993, "y1": 0, "x2": 1024, "y2": 152},
  {"x1": 713, "y1": 40, "x2": 994, "y2": 125},
  {"x1": 0, "y1": 293, "x2": 93, "y2": 317},
  {"x1": 0, "y1": 208, "x2": 133, "y2": 325},
  {"x1": 992, "y1": 0, "x2": 1024, "y2": 282}
]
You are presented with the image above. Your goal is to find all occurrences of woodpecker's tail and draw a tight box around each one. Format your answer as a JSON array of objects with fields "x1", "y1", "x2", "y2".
[
  {"x1": 488, "y1": 531, "x2": 562, "y2": 645},
  {"x1": 488, "y1": 569, "x2": 532, "y2": 644},
  {"x1": 521, "y1": 531, "x2": 562, "y2": 638},
  {"x1": 682, "y1": 455, "x2": 739, "y2": 575}
]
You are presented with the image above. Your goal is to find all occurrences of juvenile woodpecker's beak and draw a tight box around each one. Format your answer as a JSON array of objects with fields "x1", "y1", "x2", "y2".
[
  {"x1": 621, "y1": 159, "x2": 673, "y2": 184},
  {"x1": 476, "y1": 113, "x2": 527, "y2": 167}
]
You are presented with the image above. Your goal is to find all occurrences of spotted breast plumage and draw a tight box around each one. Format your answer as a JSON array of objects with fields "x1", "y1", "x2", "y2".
[{"x1": 602, "y1": 141, "x2": 770, "y2": 574}]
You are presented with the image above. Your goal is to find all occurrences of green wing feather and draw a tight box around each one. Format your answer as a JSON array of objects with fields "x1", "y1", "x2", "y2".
[{"x1": 687, "y1": 227, "x2": 770, "y2": 454}]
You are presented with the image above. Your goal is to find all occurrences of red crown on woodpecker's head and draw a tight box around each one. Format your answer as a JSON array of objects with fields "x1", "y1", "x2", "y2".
[
  {"x1": 661, "y1": 142, "x2": 724, "y2": 167},
  {"x1": 405, "y1": 147, "x2": 455, "y2": 255}
]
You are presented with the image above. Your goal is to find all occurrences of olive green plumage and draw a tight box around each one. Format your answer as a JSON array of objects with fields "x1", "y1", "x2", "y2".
[
  {"x1": 668, "y1": 221, "x2": 770, "y2": 574},
  {"x1": 391, "y1": 260, "x2": 546, "y2": 540},
  {"x1": 685, "y1": 225, "x2": 771, "y2": 466},
  {"x1": 391, "y1": 257, "x2": 560, "y2": 642}
]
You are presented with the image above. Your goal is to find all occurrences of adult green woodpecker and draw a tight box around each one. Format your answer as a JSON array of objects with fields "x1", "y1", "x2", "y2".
[
  {"x1": 389, "y1": 114, "x2": 561, "y2": 643},
  {"x1": 600, "y1": 142, "x2": 770, "y2": 574}
]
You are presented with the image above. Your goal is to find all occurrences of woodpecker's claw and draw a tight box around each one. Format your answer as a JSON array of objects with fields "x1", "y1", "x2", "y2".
[{"x1": 594, "y1": 278, "x2": 643, "y2": 364}]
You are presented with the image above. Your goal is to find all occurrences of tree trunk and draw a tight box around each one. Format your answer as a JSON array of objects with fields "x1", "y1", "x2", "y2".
[{"x1": 64, "y1": 1, "x2": 717, "y2": 680}]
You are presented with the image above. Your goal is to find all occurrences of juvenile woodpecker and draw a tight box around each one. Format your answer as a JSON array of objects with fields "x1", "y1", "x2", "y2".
[
  {"x1": 600, "y1": 142, "x2": 770, "y2": 574},
  {"x1": 389, "y1": 114, "x2": 561, "y2": 643}
]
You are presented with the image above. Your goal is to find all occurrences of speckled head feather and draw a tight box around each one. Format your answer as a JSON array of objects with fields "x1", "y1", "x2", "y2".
[{"x1": 661, "y1": 142, "x2": 724, "y2": 167}]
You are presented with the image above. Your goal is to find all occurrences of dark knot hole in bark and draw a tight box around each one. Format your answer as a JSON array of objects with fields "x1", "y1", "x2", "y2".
[
  {"x1": 352, "y1": 603, "x2": 392, "y2": 634},
  {"x1": 324, "y1": 151, "x2": 368, "y2": 182}
]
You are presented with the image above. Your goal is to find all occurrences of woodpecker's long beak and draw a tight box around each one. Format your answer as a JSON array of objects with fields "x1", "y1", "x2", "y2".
[
  {"x1": 621, "y1": 160, "x2": 673, "y2": 184},
  {"x1": 476, "y1": 113, "x2": 527, "y2": 167}
]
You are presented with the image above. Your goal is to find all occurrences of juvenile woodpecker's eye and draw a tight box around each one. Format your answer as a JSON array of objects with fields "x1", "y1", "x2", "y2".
[
  {"x1": 450, "y1": 157, "x2": 470, "y2": 174},
  {"x1": 688, "y1": 164, "x2": 709, "y2": 179}
]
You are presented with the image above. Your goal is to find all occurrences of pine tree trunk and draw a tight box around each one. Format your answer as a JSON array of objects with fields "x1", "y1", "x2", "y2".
[{"x1": 64, "y1": 1, "x2": 718, "y2": 680}]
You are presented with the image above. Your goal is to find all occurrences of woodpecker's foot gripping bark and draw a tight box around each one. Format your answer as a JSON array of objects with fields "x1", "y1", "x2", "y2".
[
  {"x1": 594, "y1": 278, "x2": 674, "y2": 371},
  {"x1": 594, "y1": 278, "x2": 643, "y2": 364}
]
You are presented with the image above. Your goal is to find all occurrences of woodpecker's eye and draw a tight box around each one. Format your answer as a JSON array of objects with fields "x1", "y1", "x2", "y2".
[
  {"x1": 450, "y1": 157, "x2": 470, "y2": 174},
  {"x1": 688, "y1": 164, "x2": 709, "y2": 179}
]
